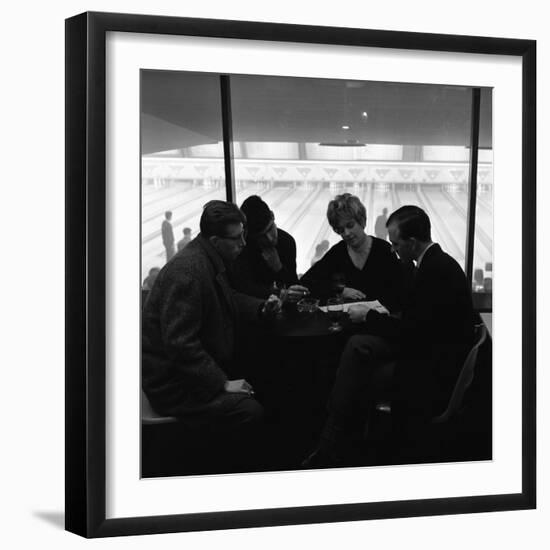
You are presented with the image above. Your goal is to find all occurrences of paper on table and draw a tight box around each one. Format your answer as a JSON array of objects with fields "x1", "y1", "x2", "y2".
[{"x1": 319, "y1": 300, "x2": 390, "y2": 315}]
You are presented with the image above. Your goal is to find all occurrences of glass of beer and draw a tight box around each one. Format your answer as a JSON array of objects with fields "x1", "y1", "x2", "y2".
[
  {"x1": 326, "y1": 297, "x2": 344, "y2": 332},
  {"x1": 331, "y1": 273, "x2": 346, "y2": 298}
]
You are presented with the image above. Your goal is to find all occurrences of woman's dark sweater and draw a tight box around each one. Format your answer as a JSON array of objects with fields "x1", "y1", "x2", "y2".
[{"x1": 300, "y1": 238, "x2": 411, "y2": 312}]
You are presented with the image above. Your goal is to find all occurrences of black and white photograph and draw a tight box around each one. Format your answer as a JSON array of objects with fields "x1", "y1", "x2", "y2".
[
  {"x1": 58, "y1": 6, "x2": 538, "y2": 540},
  {"x1": 5, "y1": 0, "x2": 549, "y2": 547},
  {"x1": 140, "y1": 71, "x2": 494, "y2": 477}
]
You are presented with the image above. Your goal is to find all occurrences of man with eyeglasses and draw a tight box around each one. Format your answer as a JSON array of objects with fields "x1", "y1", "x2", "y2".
[{"x1": 142, "y1": 200, "x2": 280, "y2": 463}]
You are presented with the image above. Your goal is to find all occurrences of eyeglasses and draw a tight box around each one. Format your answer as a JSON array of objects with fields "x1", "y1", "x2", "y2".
[{"x1": 220, "y1": 232, "x2": 245, "y2": 243}]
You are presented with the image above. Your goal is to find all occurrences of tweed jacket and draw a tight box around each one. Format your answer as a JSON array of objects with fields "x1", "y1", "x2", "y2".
[{"x1": 142, "y1": 235, "x2": 263, "y2": 415}]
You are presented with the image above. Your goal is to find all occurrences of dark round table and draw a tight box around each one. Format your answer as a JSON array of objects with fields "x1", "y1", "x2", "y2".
[
  {"x1": 236, "y1": 306, "x2": 353, "y2": 467},
  {"x1": 268, "y1": 306, "x2": 351, "y2": 338}
]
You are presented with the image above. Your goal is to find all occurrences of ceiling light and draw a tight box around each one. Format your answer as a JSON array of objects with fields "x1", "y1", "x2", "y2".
[
  {"x1": 342, "y1": 125, "x2": 350, "y2": 130},
  {"x1": 362, "y1": 111, "x2": 368, "y2": 118}
]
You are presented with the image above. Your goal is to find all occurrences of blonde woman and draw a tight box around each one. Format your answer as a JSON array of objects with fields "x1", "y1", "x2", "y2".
[{"x1": 300, "y1": 193, "x2": 409, "y2": 311}]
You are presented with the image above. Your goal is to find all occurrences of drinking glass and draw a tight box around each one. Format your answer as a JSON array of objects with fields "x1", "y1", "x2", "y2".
[
  {"x1": 326, "y1": 297, "x2": 344, "y2": 332},
  {"x1": 331, "y1": 273, "x2": 346, "y2": 298},
  {"x1": 271, "y1": 281, "x2": 289, "y2": 302},
  {"x1": 270, "y1": 281, "x2": 288, "y2": 318}
]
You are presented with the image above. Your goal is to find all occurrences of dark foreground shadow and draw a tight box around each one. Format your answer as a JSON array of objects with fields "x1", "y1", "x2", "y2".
[
  {"x1": 33, "y1": 511, "x2": 65, "y2": 530},
  {"x1": 143, "y1": 326, "x2": 493, "y2": 477}
]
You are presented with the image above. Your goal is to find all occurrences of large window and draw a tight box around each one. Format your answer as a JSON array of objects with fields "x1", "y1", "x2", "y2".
[
  {"x1": 141, "y1": 71, "x2": 493, "y2": 309},
  {"x1": 140, "y1": 71, "x2": 225, "y2": 280}
]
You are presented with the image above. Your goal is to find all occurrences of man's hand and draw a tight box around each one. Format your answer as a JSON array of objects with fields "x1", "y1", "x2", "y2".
[
  {"x1": 285, "y1": 284, "x2": 310, "y2": 303},
  {"x1": 342, "y1": 287, "x2": 367, "y2": 301},
  {"x1": 224, "y1": 379, "x2": 255, "y2": 396},
  {"x1": 261, "y1": 247, "x2": 283, "y2": 272},
  {"x1": 347, "y1": 303, "x2": 371, "y2": 323},
  {"x1": 261, "y1": 294, "x2": 282, "y2": 318}
]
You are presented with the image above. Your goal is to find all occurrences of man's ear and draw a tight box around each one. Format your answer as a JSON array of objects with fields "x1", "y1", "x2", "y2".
[{"x1": 209, "y1": 235, "x2": 220, "y2": 248}]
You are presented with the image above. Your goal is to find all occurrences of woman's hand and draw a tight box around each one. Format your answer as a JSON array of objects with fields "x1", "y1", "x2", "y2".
[
  {"x1": 342, "y1": 287, "x2": 366, "y2": 301},
  {"x1": 347, "y1": 304, "x2": 371, "y2": 323}
]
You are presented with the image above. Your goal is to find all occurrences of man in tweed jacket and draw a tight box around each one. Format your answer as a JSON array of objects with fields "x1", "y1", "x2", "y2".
[{"x1": 143, "y1": 201, "x2": 277, "y2": 436}]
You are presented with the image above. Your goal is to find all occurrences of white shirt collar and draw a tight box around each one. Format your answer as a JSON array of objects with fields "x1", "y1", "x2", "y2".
[{"x1": 415, "y1": 242, "x2": 436, "y2": 269}]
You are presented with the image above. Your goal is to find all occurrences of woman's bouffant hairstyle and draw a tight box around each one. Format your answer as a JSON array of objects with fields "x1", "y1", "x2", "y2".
[
  {"x1": 327, "y1": 193, "x2": 367, "y2": 229},
  {"x1": 200, "y1": 200, "x2": 246, "y2": 238}
]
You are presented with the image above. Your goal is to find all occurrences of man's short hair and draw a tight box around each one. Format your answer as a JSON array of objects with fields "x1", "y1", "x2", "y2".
[
  {"x1": 387, "y1": 205, "x2": 431, "y2": 242},
  {"x1": 327, "y1": 193, "x2": 367, "y2": 229},
  {"x1": 165, "y1": 211, "x2": 172, "y2": 219},
  {"x1": 200, "y1": 200, "x2": 245, "y2": 238},
  {"x1": 183, "y1": 227, "x2": 191, "y2": 235}
]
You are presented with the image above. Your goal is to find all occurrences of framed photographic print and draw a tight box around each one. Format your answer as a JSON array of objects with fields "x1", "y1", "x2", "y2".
[{"x1": 65, "y1": 11, "x2": 536, "y2": 537}]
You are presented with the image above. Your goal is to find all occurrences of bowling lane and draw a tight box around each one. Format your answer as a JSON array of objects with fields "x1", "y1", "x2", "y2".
[
  {"x1": 454, "y1": 190, "x2": 493, "y2": 269},
  {"x1": 291, "y1": 186, "x2": 335, "y2": 275},
  {"x1": 422, "y1": 187, "x2": 478, "y2": 267},
  {"x1": 272, "y1": 187, "x2": 315, "y2": 231},
  {"x1": 141, "y1": 183, "x2": 223, "y2": 240},
  {"x1": 455, "y1": 191, "x2": 493, "y2": 243},
  {"x1": 141, "y1": 185, "x2": 298, "y2": 280},
  {"x1": 142, "y1": 181, "x2": 187, "y2": 206}
]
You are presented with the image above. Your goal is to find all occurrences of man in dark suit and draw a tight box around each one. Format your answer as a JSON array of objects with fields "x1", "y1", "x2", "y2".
[
  {"x1": 161, "y1": 210, "x2": 175, "y2": 262},
  {"x1": 143, "y1": 201, "x2": 280, "y2": 440},
  {"x1": 304, "y1": 205, "x2": 475, "y2": 467}
]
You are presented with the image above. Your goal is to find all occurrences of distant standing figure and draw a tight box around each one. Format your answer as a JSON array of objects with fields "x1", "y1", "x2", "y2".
[
  {"x1": 374, "y1": 208, "x2": 389, "y2": 240},
  {"x1": 177, "y1": 227, "x2": 192, "y2": 251},
  {"x1": 142, "y1": 267, "x2": 160, "y2": 291},
  {"x1": 311, "y1": 240, "x2": 330, "y2": 266},
  {"x1": 161, "y1": 211, "x2": 175, "y2": 262}
]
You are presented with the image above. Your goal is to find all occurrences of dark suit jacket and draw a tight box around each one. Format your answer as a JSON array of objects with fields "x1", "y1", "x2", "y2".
[
  {"x1": 363, "y1": 243, "x2": 475, "y2": 413},
  {"x1": 142, "y1": 235, "x2": 263, "y2": 416}
]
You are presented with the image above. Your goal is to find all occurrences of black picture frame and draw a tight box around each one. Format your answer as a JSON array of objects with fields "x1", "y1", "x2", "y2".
[{"x1": 65, "y1": 11, "x2": 536, "y2": 538}]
